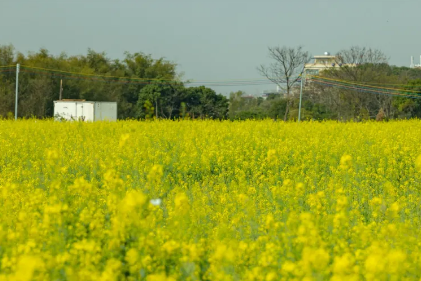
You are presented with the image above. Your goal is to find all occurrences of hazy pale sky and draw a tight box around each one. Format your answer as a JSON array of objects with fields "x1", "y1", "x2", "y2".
[{"x1": 1, "y1": 0, "x2": 420, "y2": 96}]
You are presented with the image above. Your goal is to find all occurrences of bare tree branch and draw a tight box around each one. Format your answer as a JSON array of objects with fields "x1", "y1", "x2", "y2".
[
  {"x1": 258, "y1": 46, "x2": 311, "y2": 95},
  {"x1": 258, "y1": 46, "x2": 311, "y2": 121}
]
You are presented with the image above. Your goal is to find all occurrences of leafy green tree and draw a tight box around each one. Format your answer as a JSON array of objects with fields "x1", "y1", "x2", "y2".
[
  {"x1": 268, "y1": 99, "x2": 287, "y2": 120},
  {"x1": 186, "y1": 86, "x2": 228, "y2": 119},
  {"x1": 137, "y1": 83, "x2": 163, "y2": 119},
  {"x1": 391, "y1": 79, "x2": 421, "y2": 119},
  {"x1": 0, "y1": 44, "x2": 15, "y2": 65},
  {"x1": 0, "y1": 45, "x2": 178, "y2": 119},
  {"x1": 136, "y1": 84, "x2": 228, "y2": 120}
]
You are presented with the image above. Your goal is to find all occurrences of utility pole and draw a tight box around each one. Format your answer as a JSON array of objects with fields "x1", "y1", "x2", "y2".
[
  {"x1": 15, "y1": 64, "x2": 20, "y2": 120},
  {"x1": 59, "y1": 79, "x2": 63, "y2": 100},
  {"x1": 298, "y1": 73, "x2": 304, "y2": 122}
]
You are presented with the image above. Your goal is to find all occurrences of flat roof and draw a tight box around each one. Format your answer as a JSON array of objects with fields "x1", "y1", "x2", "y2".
[
  {"x1": 313, "y1": 56, "x2": 336, "y2": 58},
  {"x1": 54, "y1": 100, "x2": 116, "y2": 103}
]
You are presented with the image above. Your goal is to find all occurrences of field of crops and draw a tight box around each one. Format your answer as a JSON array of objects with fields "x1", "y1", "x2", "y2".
[{"x1": 0, "y1": 119, "x2": 421, "y2": 280}]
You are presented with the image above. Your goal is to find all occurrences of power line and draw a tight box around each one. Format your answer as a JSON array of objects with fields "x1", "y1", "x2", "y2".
[
  {"x1": 2, "y1": 64, "x2": 421, "y2": 92},
  {"x1": 309, "y1": 77, "x2": 421, "y2": 99},
  {"x1": 20, "y1": 65, "x2": 273, "y2": 84},
  {"x1": 20, "y1": 65, "x2": 177, "y2": 82},
  {"x1": 0, "y1": 65, "x2": 16, "y2": 69},
  {"x1": 18, "y1": 69, "x2": 273, "y2": 87},
  {"x1": 312, "y1": 75, "x2": 421, "y2": 94},
  {"x1": 1, "y1": 64, "x2": 292, "y2": 84}
]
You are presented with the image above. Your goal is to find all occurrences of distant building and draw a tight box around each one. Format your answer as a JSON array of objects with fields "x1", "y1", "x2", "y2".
[
  {"x1": 261, "y1": 86, "x2": 283, "y2": 100},
  {"x1": 262, "y1": 92, "x2": 281, "y2": 100},
  {"x1": 242, "y1": 94, "x2": 255, "y2": 100},
  {"x1": 410, "y1": 56, "x2": 421, "y2": 68},
  {"x1": 304, "y1": 52, "x2": 352, "y2": 77}
]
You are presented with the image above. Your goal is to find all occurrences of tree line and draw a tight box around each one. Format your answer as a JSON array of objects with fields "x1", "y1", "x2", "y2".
[
  {"x1": 231, "y1": 46, "x2": 421, "y2": 121},
  {"x1": 0, "y1": 45, "x2": 228, "y2": 119},
  {"x1": 2, "y1": 44, "x2": 421, "y2": 121}
]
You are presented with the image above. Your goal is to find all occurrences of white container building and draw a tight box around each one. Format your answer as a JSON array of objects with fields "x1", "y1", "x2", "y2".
[{"x1": 54, "y1": 100, "x2": 117, "y2": 121}]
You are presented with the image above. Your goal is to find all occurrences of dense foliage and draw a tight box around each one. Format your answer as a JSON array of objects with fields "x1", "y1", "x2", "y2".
[
  {"x1": 231, "y1": 64, "x2": 421, "y2": 121},
  {"x1": 1, "y1": 119, "x2": 421, "y2": 280},
  {"x1": 3, "y1": 44, "x2": 421, "y2": 121},
  {"x1": 0, "y1": 45, "x2": 228, "y2": 120}
]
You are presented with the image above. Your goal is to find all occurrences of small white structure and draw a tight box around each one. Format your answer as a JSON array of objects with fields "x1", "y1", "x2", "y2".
[
  {"x1": 54, "y1": 100, "x2": 117, "y2": 121},
  {"x1": 410, "y1": 56, "x2": 421, "y2": 68}
]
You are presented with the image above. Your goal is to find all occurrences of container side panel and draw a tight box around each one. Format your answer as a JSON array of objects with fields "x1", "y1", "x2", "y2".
[
  {"x1": 98, "y1": 102, "x2": 117, "y2": 121},
  {"x1": 76, "y1": 103, "x2": 85, "y2": 121},
  {"x1": 54, "y1": 102, "x2": 77, "y2": 121},
  {"x1": 75, "y1": 102, "x2": 94, "y2": 122},
  {"x1": 54, "y1": 101, "x2": 116, "y2": 122},
  {"x1": 94, "y1": 103, "x2": 101, "y2": 121},
  {"x1": 84, "y1": 103, "x2": 94, "y2": 122}
]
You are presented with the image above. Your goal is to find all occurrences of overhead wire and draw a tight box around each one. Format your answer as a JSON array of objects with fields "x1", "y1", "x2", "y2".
[
  {"x1": 310, "y1": 76, "x2": 394, "y2": 93},
  {"x1": 310, "y1": 79, "x2": 421, "y2": 100},
  {"x1": 308, "y1": 77, "x2": 421, "y2": 99},
  {"x1": 3, "y1": 64, "x2": 421, "y2": 86},
  {"x1": 312, "y1": 75, "x2": 421, "y2": 94},
  {"x1": 0, "y1": 65, "x2": 16, "y2": 69},
  {"x1": 348, "y1": 81, "x2": 421, "y2": 88},
  {"x1": 2, "y1": 64, "x2": 294, "y2": 84},
  {"x1": 17, "y1": 69, "x2": 273, "y2": 86},
  {"x1": 1, "y1": 64, "x2": 421, "y2": 93},
  {"x1": 0, "y1": 69, "x2": 16, "y2": 74},
  {"x1": 19, "y1": 69, "x2": 179, "y2": 85},
  {"x1": 20, "y1": 65, "x2": 176, "y2": 82},
  {"x1": 20, "y1": 65, "x2": 273, "y2": 84}
]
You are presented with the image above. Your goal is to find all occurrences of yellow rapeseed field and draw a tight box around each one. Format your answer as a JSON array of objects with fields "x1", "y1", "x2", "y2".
[{"x1": 0, "y1": 119, "x2": 420, "y2": 280}]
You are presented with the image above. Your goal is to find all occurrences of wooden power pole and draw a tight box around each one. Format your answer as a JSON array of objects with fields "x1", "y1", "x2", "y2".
[{"x1": 59, "y1": 79, "x2": 63, "y2": 100}]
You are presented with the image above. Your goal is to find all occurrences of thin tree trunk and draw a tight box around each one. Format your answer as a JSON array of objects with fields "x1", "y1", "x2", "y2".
[
  {"x1": 284, "y1": 89, "x2": 291, "y2": 121},
  {"x1": 283, "y1": 100, "x2": 290, "y2": 121},
  {"x1": 155, "y1": 99, "x2": 158, "y2": 118}
]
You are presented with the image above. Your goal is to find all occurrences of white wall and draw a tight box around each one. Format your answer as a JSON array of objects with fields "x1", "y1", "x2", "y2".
[
  {"x1": 54, "y1": 102, "x2": 77, "y2": 121},
  {"x1": 95, "y1": 102, "x2": 117, "y2": 121},
  {"x1": 54, "y1": 101, "x2": 97, "y2": 121}
]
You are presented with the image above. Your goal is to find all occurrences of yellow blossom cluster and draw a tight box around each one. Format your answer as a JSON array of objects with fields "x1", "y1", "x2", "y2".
[{"x1": 0, "y1": 119, "x2": 421, "y2": 280}]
